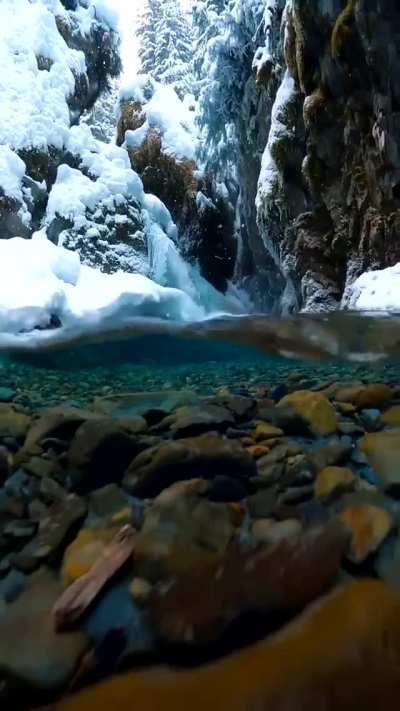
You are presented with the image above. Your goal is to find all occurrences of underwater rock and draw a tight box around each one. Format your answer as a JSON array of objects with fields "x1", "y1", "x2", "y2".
[
  {"x1": 89, "y1": 484, "x2": 129, "y2": 520},
  {"x1": 0, "y1": 404, "x2": 31, "y2": 442},
  {"x1": 309, "y1": 438, "x2": 353, "y2": 473},
  {"x1": 334, "y1": 385, "x2": 394, "y2": 411},
  {"x1": 254, "y1": 422, "x2": 284, "y2": 441},
  {"x1": 20, "y1": 407, "x2": 101, "y2": 460},
  {"x1": 360, "y1": 430, "x2": 400, "y2": 493},
  {"x1": 56, "y1": 579, "x2": 400, "y2": 711},
  {"x1": 54, "y1": 525, "x2": 136, "y2": 631},
  {"x1": 149, "y1": 519, "x2": 348, "y2": 644},
  {"x1": 252, "y1": 518, "x2": 302, "y2": 545},
  {"x1": 0, "y1": 569, "x2": 88, "y2": 694},
  {"x1": 277, "y1": 391, "x2": 338, "y2": 437},
  {"x1": 123, "y1": 434, "x2": 256, "y2": 498},
  {"x1": 13, "y1": 494, "x2": 87, "y2": 571},
  {"x1": 341, "y1": 503, "x2": 394, "y2": 564},
  {"x1": 68, "y1": 419, "x2": 143, "y2": 494},
  {"x1": 62, "y1": 528, "x2": 118, "y2": 585},
  {"x1": 154, "y1": 404, "x2": 235, "y2": 438},
  {"x1": 315, "y1": 467, "x2": 357, "y2": 503},
  {"x1": 381, "y1": 406, "x2": 400, "y2": 428},
  {"x1": 133, "y1": 480, "x2": 241, "y2": 581}
]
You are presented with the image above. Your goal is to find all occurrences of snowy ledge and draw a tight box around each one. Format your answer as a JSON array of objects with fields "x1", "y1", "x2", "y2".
[{"x1": 343, "y1": 263, "x2": 400, "y2": 311}]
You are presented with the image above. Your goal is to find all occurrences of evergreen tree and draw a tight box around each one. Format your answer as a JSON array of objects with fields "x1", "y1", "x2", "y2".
[
  {"x1": 136, "y1": 0, "x2": 163, "y2": 77},
  {"x1": 137, "y1": 0, "x2": 195, "y2": 99}
]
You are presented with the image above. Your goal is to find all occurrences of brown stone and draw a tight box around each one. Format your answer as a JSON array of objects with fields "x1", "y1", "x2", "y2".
[
  {"x1": 334, "y1": 384, "x2": 393, "y2": 410},
  {"x1": 56, "y1": 580, "x2": 400, "y2": 711},
  {"x1": 254, "y1": 422, "x2": 284, "y2": 441},
  {"x1": 0, "y1": 404, "x2": 31, "y2": 441},
  {"x1": 315, "y1": 466, "x2": 357, "y2": 502},
  {"x1": 0, "y1": 570, "x2": 88, "y2": 692},
  {"x1": 381, "y1": 405, "x2": 400, "y2": 427},
  {"x1": 54, "y1": 525, "x2": 136, "y2": 630},
  {"x1": 340, "y1": 503, "x2": 393, "y2": 563},
  {"x1": 277, "y1": 391, "x2": 337, "y2": 436},
  {"x1": 155, "y1": 404, "x2": 234, "y2": 437},
  {"x1": 360, "y1": 430, "x2": 400, "y2": 491},
  {"x1": 149, "y1": 520, "x2": 348, "y2": 644},
  {"x1": 123, "y1": 434, "x2": 256, "y2": 498}
]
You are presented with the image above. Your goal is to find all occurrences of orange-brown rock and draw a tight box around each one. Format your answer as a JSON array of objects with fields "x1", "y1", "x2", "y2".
[
  {"x1": 148, "y1": 520, "x2": 348, "y2": 644},
  {"x1": 54, "y1": 525, "x2": 136, "y2": 630},
  {"x1": 334, "y1": 384, "x2": 393, "y2": 410},
  {"x1": 254, "y1": 422, "x2": 284, "y2": 441},
  {"x1": 382, "y1": 405, "x2": 400, "y2": 427},
  {"x1": 133, "y1": 480, "x2": 241, "y2": 581},
  {"x1": 62, "y1": 528, "x2": 117, "y2": 585},
  {"x1": 277, "y1": 391, "x2": 338, "y2": 436},
  {"x1": 57, "y1": 580, "x2": 400, "y2": 711},
  {"x1": 360, "y1": 430, "x2": 400, "y2": 491},
  {"x1": 340, "y1": 503, "x2": 393, "y2": 563},
  {"x1": 247, "y1": 444, "x2": 271, "y2": 459},
  {"x1": 315, "y1": 466, "x2": 357, "y2": 502}
]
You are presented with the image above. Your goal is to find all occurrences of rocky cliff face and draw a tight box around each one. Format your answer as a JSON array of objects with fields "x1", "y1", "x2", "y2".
[
  {"x1": 255, "y1": 0, "x2": 400, "y2": 311},
  {"x1": 206, "y1": 0, "x2": 400, "y2": 311}
]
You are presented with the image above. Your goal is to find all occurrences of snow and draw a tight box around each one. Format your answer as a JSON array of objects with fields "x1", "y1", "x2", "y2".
[
  {"x1": 120, "y1": 77, "x2": 197, "y2": 161},
  {"x1": 0, "y1": 0, "x2": 118, "y2": 153},
  {"x1": 256, "y1": 70, "x2": 296, "y2": 217},
  {"x1": 343, "y1": 263, "x2": 400, "y2": 312},
  {"x1": 0, "y1": 236, "x2": 205, "y2": 339},
  {"x1": 0, "y1": 147, "x2": 26, "y2": 204}
]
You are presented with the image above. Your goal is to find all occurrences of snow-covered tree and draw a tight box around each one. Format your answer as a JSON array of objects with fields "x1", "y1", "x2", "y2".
[
  {"x1": 136, "y1": 0, "x2": 163, "y2": 77},
  {"x1": 137, "y1": 0, "x2": 195, "y2": 99}
]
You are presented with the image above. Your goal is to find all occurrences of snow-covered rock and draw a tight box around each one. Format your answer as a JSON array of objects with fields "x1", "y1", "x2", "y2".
[
  {"x1": 119, "y1": 76, "x2": 197, "y2": 162},
  {"x1": 343, "y1": 264, "x2": 400, "y2": 312},
  {"x1": 0, "y1": 235, "x2": 205, "y2": 339}
]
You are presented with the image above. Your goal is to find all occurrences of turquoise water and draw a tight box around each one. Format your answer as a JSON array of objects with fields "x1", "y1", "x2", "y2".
[{"x1": 1, "y1": 315, "x2": 399, "y2": 409}]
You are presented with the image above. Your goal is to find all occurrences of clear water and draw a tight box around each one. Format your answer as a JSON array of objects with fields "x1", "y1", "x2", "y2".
[{"x1": 1, "y1": 312, "x2": 399, "y2": 408}]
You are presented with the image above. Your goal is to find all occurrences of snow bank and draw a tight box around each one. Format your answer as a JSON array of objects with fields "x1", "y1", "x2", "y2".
[
  {"x1": 120, "y1": 76, "x2": 197, "y2": 161},
  {"x1": 0, "y1": 236, "x2": 204, "y2": 338},
  {"x1": 0, "y1": 0, "x2": 117, "y2": 152},
  {"x1": 343, "y1": 263, "x2": 400, "y2": 312}
]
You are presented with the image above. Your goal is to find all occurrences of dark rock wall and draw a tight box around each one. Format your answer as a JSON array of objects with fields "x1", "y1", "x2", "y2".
[{"x1": 254, "y1": 0, "x2": 400, "y2": 311}]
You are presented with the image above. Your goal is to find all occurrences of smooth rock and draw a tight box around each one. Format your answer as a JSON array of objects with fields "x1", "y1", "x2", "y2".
[
  {"x1": 89, "y1": 484, "x2": 129, "y2": 519},
  {"x1": 341, "y1": 503, "x2": 393, "y2": 563},
  {"x1": 14, "y1": 494, "x2": 87, "y2": 570},
  {"x1": 123, "y1": 434, "x2": 256, "y2": 498},
  {"x1": 315, "y1": 467, "x2": 357, "y2": 502},
  {"x1": 0, "y1": 570, "x2": 88, "y2": 691},
  {"x1": 56, "y1": 580, "x2": 400, "y2": 711},
  {"x1": 68, "y1": 419, "x2": 142, "y2": 493},
  {"x1": 277, "y1": 391, "x2": 338, "y2": 436},
  {"x1": 0, "y1": 404, "x2": 31, "y2": 441},
  {"x1": 254, "y1": 422, "x2": 284, "y2": 441},
  {"x1": 155, "y1": 404, "x2": 235, "y2": 438},
  {"x1": 360, "y1": 430, "x2": 400, "y2": 492},
  {"x1": 334, "y1": 384, "x2": 393, "y2": 410},
  {"x1": 149, "y1": 520, "x2": 348, "y2": 644},
  {"x1": 382, "y1": 405, "x2": 400, "y2": 427}
]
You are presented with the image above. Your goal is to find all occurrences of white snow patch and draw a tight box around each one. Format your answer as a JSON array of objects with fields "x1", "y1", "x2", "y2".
[
  {"x1": 0, "y1": 147, "x2": 26, "y2": 204},
  {"x1": 120, "y1": 77, "x2": 197, "y2": 161},
  {"x1": 343, "y1": 263, "x2": 400, "y2": 312},
  {"x1": 256, "y1": 70, "x2": 296, "y2": 211},
  {"x1": 0, "y1": 236, "x2": 205, "y2": 337}
]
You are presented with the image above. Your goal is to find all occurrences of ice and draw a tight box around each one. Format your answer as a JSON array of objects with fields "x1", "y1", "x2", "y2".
[{"x1": 343, "y1": 263, "x2": 400, "y2": 312}]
